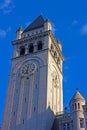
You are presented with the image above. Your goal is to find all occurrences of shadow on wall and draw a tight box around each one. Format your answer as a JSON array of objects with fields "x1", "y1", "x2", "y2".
[{"x1": 13, "y1": 107, "x2": 55, "y2": 130}]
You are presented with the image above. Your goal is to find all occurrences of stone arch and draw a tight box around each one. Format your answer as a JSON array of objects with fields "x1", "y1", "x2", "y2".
[{"x1": 12, "y1": 56, "x2": 44, "y2": 75}]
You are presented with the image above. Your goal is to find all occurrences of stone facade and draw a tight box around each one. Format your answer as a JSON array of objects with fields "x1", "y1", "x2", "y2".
[{"x1": 1, "y1": 15, "x2": 87, "y2": 130}]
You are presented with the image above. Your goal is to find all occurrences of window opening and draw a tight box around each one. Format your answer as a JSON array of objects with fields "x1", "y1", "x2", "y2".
[
  {"x1": 78, "y1": 103, "x2": 80, "y2": 109},
  {"x1": 34, "y1": 107, "x2": 36, "y2": 112},
  {"x1": 63, "y1": 124, "x2": 66, "y2": 130},
  {"x1": 23, "y1": 119, "x2": 24, "y2": 124},
  {"x1": 29, "y1": 44, "x2": 34, "y2": 53},
  {"x1": 80, "y1": 118, "x2": 84, "y2": 128},
  {"x1": 75, "y1": 103, "x2": 77, "y2": 110},
  {"x1": 20, "y1": 47, "x2": 25, "y2": 56},
  {"x1": 38, "y1": 41, "x2": 42, "y2": 50},
  {"x1": 67, "y1": 123, "x2": 70, "y2": 130}
]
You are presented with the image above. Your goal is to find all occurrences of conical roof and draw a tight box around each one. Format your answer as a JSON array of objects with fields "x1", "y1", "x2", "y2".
[
  {"x1": 70, "y1": 90, "x2": 85, "y2": 104},
  {"x1": 23, "y1": 15, "x2": 44, "y2": 32}
]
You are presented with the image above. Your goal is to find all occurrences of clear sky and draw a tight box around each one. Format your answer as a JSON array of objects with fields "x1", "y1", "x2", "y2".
[{"x1": 0, "y1": 0, "x2": 87, "y2": 124}]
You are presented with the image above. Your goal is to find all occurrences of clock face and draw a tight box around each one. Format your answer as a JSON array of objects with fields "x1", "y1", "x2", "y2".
[{"x1": 20, "y1": 62, "x2": 37, "y2": 77}]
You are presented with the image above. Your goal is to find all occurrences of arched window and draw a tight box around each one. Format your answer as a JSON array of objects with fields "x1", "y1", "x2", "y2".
[
  {"x1": 20, "y1": 47, "x2": 25, "y2": 56},
  {"x1": 29, "y1": 44, "x2": 34, "y2": 53},
  {"x1": 78, "y1": 103, "x2": 80, "y2": 109},
  {"x1": 37, "y1": 41, "x2": 42, "y2": 50}
]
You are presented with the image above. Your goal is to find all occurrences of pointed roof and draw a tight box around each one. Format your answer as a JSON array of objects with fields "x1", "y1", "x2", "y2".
[
  {"x1": 70, "y1": 90, "x2": 85, "y2": 104},
  {"x1": 23, "y1": 15, "x2": 45, "y2": 32}
]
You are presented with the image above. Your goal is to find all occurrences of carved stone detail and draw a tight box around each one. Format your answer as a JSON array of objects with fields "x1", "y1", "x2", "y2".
[
  {"x1": 50, "y1": 44, "x2": 61, "y2": 68},
  {"x1": 52, "y1": 73, "x2": 60, "y2": 88}
]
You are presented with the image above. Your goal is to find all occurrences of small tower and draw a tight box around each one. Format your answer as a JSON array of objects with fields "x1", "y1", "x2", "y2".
[
  {"x1": 69, "y1": 89, "x2": 85, "y2": 130},
  {"x1": 44, "y1": 19, "x2": 52, "y2": 31}
]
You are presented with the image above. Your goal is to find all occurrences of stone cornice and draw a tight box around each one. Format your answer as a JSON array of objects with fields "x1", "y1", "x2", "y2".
[
  {"x1": 12, "y1": 30, "x2": 64, "y2": 61},
  {"x1": 12, "y1": 31, "x2": 50, "y2": 45}
]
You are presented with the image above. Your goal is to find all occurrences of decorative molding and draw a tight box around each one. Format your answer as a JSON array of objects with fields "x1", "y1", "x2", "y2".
[
  {"x1": 50, "y1": 44, "x2": 61, "y2": 69},
  {"x1": 12, "y1": 31, "x2": 50, "y2": 45},
  {"x1": 49, "y1": 31, "x2": 64, "y2": 61},
  {"x1": 52, "y1": 72, "x2": 60, "y2": 88}
]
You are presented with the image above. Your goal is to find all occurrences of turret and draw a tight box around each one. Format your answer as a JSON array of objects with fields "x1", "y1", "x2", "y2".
[
  {"x1": 69, "y1": 89, "x2": 85, "y2": 130},
  {"x1": 16, "y1": 27, "x2": 23, "y2": 40},
  {"x1": 69, "y1": 89, "x2": 85, "y2": 112},
  {"x1": 44, "y1": 19, "x2": 52, "y2": 31}
]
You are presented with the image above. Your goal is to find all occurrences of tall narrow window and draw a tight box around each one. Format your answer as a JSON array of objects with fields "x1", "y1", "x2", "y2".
[
  {"x1": 67, "y1": 123, "x2": 70, "y2": 130},
  {"x1": 29, "y1": 44, "x2": 34, "y2": 53},
  {"x1": 34, "y1": 107, "x2": 36, "y2": 112},
  {"x1": 20, "y1": 47, "x2": 25, "y2": 56},
  {"x1": 75, "y1": 103, "x2": 77, "y2": 110},
  {"x1": 80, "y1": 118, "x2": 84, "y2": 128},
  {"x1": 78, "y1": 103, "x2": 80, "y2": 109},
  {"x1": 23, "y1": 119, "x2": 24, "y2": 124},
  {"x1": 14, "y1": 111, "x2": 15, "y2": 116},
  {"x1": 54, "y1": 51, "x2": 57, "y2": 58},
  {"x1": 86, "y1": 122, "x2": 87, "y2": 128},
  {"x1": 25, "y1": 97, "x2": 26, "y2": 103},
  {"x1": 38, "y1": 41, "x2": 42, "y2": 50},
  {"x1": 63, "y1": 124, "x2": 66, "y2": 130}
]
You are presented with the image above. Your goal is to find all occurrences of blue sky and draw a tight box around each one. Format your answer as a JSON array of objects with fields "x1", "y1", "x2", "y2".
[{"x1": 0, "y1": 0, "x2": 87, "y2": 124}]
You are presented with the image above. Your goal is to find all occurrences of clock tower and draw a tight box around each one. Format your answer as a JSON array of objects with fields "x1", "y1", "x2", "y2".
[{"x1": 1, "y1": 15, "x2": 64, "y2": 130}]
